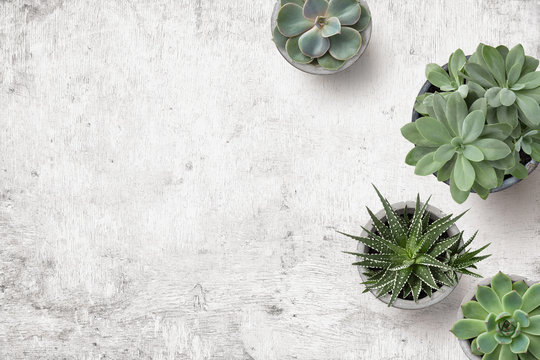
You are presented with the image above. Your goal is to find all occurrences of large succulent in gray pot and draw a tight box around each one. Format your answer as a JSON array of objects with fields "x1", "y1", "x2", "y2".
[{"x1": 271, "y1": 0, "x2": 372, "y2": 74}]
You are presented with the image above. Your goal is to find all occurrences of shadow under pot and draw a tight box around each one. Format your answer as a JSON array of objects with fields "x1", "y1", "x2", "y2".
[
  {"x1": 455, "y1": 274, "x2": 539, "y2": 360},
  {"x1": 357, "y1": 201, "x2": 462, "y2": 310},
  {"x1": 271, "y1": 0, "x2": 372, "y2": 75},
  {"x1": 411, "y1": 62, "x2": 539, "y2": 193}
]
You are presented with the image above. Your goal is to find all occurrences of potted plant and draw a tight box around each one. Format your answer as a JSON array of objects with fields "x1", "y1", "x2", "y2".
[
  {"x1": 271, "y1": 0, "x2": 372, "y2": 74},
  {"x1": 340, "y1": 186, "x2": 490, "y2": 309},
  {"x1": 451, "y1": 272, "x2": 540, "y2": 359},
  {"x1": 402, "y1": 44, "x2": 540, "y2": 203}
]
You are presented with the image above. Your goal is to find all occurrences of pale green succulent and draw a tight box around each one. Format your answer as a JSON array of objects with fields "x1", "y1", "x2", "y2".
[
  {"x1": 341, "y1": 186, "x2": 490, "y2": 307},
  {"x1": 451, "y1": 272, "x2": 540, "y2": 360},
  {"x1": 273, "y1": 0, "x2": 371, "y2": 70}
]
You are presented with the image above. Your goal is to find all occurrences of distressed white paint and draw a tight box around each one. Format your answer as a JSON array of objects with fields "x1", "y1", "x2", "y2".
[{"x1": 0, "y1": 0, "x2": 539, "y2": 359}]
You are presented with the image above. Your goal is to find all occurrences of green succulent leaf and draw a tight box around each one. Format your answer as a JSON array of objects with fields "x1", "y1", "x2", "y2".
[
  {"x1": 450, "y1": 174, "x2": 470, "y2": 204},
  {"x1": 463, "y1": 145, "x2": 485, "y2": 162},
  {"x1": 316, "y1": 52, "x2": 344, "y2": 70},
  {"x1": 513, "y1": 281, "x2": 530, "y2": 297},
  {"x1": 506, "y1": 44, "x2": 525, "y2": 76},
  {"x1": 426, "y1": 64, "x2": 452, "y2": 90},
  {"x1": 510, "y1": 334, "x2": 530, "y2": 354},
  {"x1": 514, "y1": 310, "x2": 530, "y2": 328},
  {"x1": 446, "y1": 92, "x2": 469, "y2": 136},
  {"x1": 476, "y1": 286, "x2": 504, "y2": 314},
  {"x1": 326, "y1": 0, "x2": 361, "y2": 25},
  {"x1": 473, "y1": 139, "x2": 511, "y2": 161},
  {"x1": 449, "y1": 49, "x2": 467, "y2": 84},
  {"x1": 502, "y1": 291, "x2": 523, "y2": 313},
  {"x1": 514, "y1": 72, "x2": 540, "y2": 90},
  {"x1": 482, "y1": 45, "x2": 506, "y2": 87},
  {"x1": 500, "y1": 88, "x2": 517, "y2": 107},
  {"x1": 388, "y1": 267, "x2": 413, "y2": 306},
  {"x1": 451, "y1": 319, "x2": 486, "y2": 339},
  {"x1": 328, "y1": 27, "x2": 361, "y2": 60},
  {"x1": 285, "y1": 37, "x2": 313, "y2": 64},
  {"x1": 522, "y1": 284, "x2": 540, "y2": 313},
  {"x1": 524, "y1": 316, "x2": 540, "y2": 336},
  {"x1": 462, "y1": 110, "x2": 486, "y2": 143},
  {"x1": 401, "y1": 122, "x2": 438, "y2": 147},
  {"x1": 298, "y1": 26, "x2": 330, "y2": 58},
  {"x1": 529, "y1": 335, "x2": 540, "y2": 359},
  {"x1": 516, "y1": 94, "x2": 540, "y2": 127},
  {"x1": 273, "y1": 26, "x2": 288, "y2": 50},
  {"x1": 302, "y1": 0, "x2": 328, "y2": 19},
  {"x1": 320, "y1": 16, "x2": 341, "y2": 37},
  {"x1": 465, "y1": 62, "x2": 498, "y2": 88},
  {"x1": 277, "y1": 3, "x2": 314, "y2": 37},
  {"x1": 485, "y1": 313, "x2": 497, "y2": 332},
  {"x1": 485, "y1": 87, "x2": 503, "y2": 107},
  {"x1": 281, "y1": 0, "x2": 305, "y2": 6},
  {"x1": 491, "y1": 272, "x2": 513, "y2": 299},
  {"x1": 415, "y1": 117, "x2": 453, "y2": 145},
  {"x1": 453, "y1": 154, "x2": 475, "y2": 191},
  {"x1": 477, "y1": 331, "x2": 498, "y2": 354},
  {"x1": 462, "y1": 301, "x2": 489, "y2": 320},
  {"x1": 351, "y1": 4, "x2": 371, "y2": 32},
  {"x1": 471, "y1": 338, "x2": 483, "y2": 356},
  {"x1": 406, "y1": 147, "x2": 436, "y2": 166}
]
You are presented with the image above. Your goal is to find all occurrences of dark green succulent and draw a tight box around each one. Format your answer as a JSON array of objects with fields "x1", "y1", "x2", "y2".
[
  {"x1": 340, "y1": 186, "x2": 490, "y2": 307},
  {"x1": 451, "y1": 272, "x2": 540, "y2": 360},
  {"x1": 406, "y1": 44, "x2": 540, "y2": 203},
  {"x1": 272, "y1": 0, "x2": 371, "y2": 70}
]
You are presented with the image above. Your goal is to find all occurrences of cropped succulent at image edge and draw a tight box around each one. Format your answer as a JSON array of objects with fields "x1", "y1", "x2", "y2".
[
  {"x1": 402, "y1": 44, "x2": 540, "y2": 203},
  {"x1": 341, "y1": 186, "x2": 490, "y2": 307},
  {"x1": 273, "y1": 0, "x2": 371, "y2": 70},
  {"x1": 452, "y1": 272, "x2": 540, "y2": 359}
]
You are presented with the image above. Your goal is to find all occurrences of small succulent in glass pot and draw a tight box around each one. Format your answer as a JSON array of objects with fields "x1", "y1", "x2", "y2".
[
  {"x1": 451, "y1": 272, "x2": 540, "y2": 360},
  {"x1": 340, "y1": 186, "x2": 490, "y2": 308},
  {"x1": 271, "y1": 0, "x2": 371, "y2": 73},
  {"x1": 406, "y1": 44, "x2": 540, "y2": 203}
]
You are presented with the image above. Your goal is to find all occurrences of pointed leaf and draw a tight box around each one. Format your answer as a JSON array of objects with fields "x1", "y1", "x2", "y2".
[
  {"x1": 413, "y1": 265, "x2": 438, "y2": 289},
  {"x1": 476, "y1": 286, "x2": 503, "y2": 314},
  {"x1": 491, "y1": 272, "x2": 513, "y2": 299},
  {"x1": 513, "y1": 281, "x2": 530, "y2": 297},
  {"x1": 502, "y1": 291, "x2": 523, "y2": 313},
  {"x1": 428, "y1": 233, "x2": 461, "y2": 258},
  {"x1": 522, "y1": 284, "x2": 540, "y2": 313},
  {"x1": 451, "y1": 319, "x2": 486, "y2": 339},
  {"x1": 388, "y1": 267, "x2": 413, "y2": 306},
  {"x1": 373, "y1": 186, "x2": 408, "y2": 247}
]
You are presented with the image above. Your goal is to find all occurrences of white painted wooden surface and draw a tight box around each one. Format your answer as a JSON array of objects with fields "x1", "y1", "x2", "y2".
[{"x1": 0, "y1": 0, "x2": 539, "y2": 359}]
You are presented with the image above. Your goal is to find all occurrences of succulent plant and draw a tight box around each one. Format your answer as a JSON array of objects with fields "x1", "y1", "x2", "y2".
[
  {"x1": 340, "y1": 186, "x2": 490, "y2": 307},
  {"x1": 407, "y1": 44, "x2": 540, "y2": 203},
  {"x1": 272, "y1": 0, "x2": 371, "y2": 70},
  {"x1": 403, "y1": 92, "x2": 513, "y2": 203},
  {"x1": 451, "y1": 272, "x2": 540, "y2": 360}
]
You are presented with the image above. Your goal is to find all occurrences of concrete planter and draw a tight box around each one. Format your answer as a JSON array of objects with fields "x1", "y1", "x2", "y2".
[
  {"x1": 456, "y1": 274, "x2": 537, "y2": 360},
  {"x1": 357, "y1": 201, "x2": 462, "y2": 310},
  {"x1": 411, "y1": 62, "x2": 539, "y2": 193},
  {"x1": 270, "y1": 0, "x2": 372, "y2": 75}
]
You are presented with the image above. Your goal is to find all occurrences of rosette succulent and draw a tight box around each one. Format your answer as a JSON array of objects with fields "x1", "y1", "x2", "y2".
[
  {"x1": 451, "y1": 272, "x2": 540, "y2": 360},
  {"x1": 272, "y1": 0, "x2": 371, "y2": 70},
  {"x1": 340, "y1": 186, "x2": 490, "y2": 307},
  {"x1": 407, "y1": 44, "x2": 540, "y2": 203}
]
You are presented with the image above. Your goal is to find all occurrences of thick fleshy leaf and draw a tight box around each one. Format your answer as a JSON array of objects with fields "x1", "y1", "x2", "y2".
[
  {"x1": 514, "y1": 72, "x2": 540, "y2": 90},
  {"x1": 500, "y1": 88, "x2": 517, "y2": 106},
  {"x1": 476, "y1": 286, "x2": 503, "y2": 314},
  {"x1": 516, "y1": 94, "x2": 540, "y2": 127},
  {"x1": 502, "y1": 291, "x2": 523, "y2": 313},
  {"x1": 328, "y1": 27, "x2": 361, "y2": 60},
  {"x1": 446, "y1": 92, "x2": 468, "y2": 136},
  {"x1": 485, "y1": 313, "x2": 497, "y2": 332},
  {"x1": 482, "y1": 345, "x2": 502, "y2": 360},
  {"x1": 524, "y1": 316, "x2": 540, "y2": 336},
  {"x1": 453, "y1": 154, "x2": 475, "y2": 191},
  {"x1": 320, "y1": 16, "x2": 341, "y2": 37},
  {"x1": 522, "y1": 284, "x2": 540, "y2": 313},
  {"x1": 463, "y1": 145, "x2": 484, "y2": 162},
  {"x1": 529, "y1": 335, "x2": 540, "y2": 359},
  {"x1": 281, "y1": 0, "x2": 305, "y2": 6},
  {"x1": 450, "y1": 174, "x2": 470, "y2": 204},
  {"x1": 303, "y1": 0, "x2": 328, "y2": 19},
  {"x1": 508, "y1": 63, "x2": 523, "y2": 88},
  {"x1": 506, "y1": 44, "x2": 525, "y2": 75},
  {"x1": 437, "y1": 158, "x2": 454, "y2": 181},
  {"x1": 426, "y1": 64, "x2": 452, "y2": 89},
  {"x1": 514, "y1": 310, "x2": 530, "y2": 328},
  {"x1": 277, "y1": 4, "x2": 314, "y2": 37},
  {"x1": 477, "y1": 332, "x2": 498, "y2": 354},
  {"x1": 510, "y1": 334, "x2": 530, "y2": 354},
  {"x1": 482, "y1": 45, "x2": 506, "y2": 87},
  {"x1": 496, "y1": 105, "x2": 519, "y2": 128},
  {"x1": 491, "y1": 272, "x2": 513, "y2": 299},
  {"x1": 286, "y1": 37, "x2": 313, "y2": 64},
  {"x1": 316, "y1": 52, "x2": 344, "y2": 70},
  {"x1": 401, "y1": 122, "x2": 438, "y2": 147},
  {"x1": 470, "y1": 339, "x2": 483, "y2": 356},
  {"x1": 406, "y1": 146, "x2": 436, "y2": 165},
  {"x1": 462, "y1": 110, "x2": 485, "y2": 143},
  {"x1": 513, "y1": 281, "x2": 530, "y2": 297},
  {"x1": 485, "y1": 87, "x2": 502, "y2": 107},
  {"x1": 434, "y1": 144, "x2": 456, "y2": 163},
  {"x1": 498, "y1": 345, "x2": 518, "y2": 360},
  {"x1": 351, "y1": 4, "x2": 370, "y2": 32},
  {"x1": 415, "y1": 117, "x2": 452, "y2": 145},
  {"x1": 449, "y1": 49, "x2": 467, "y2": 83},
  {"x1": 473, "y1": 139, "x2": 511, "y2": 161},
  {"x1": 465, "y1": 63, "x2": 498, "y2": 88},
  {"x1": 273, "y1": 26, "x2": 288, "y2": 50},
  {"x1": 482, "y1": 123, "x2": 513, "y2": 141},
  {"x1": 461, "y1": 301, "x2": 489, "y2": 320},
  {"x1": 472, "y1": 182, "x2": 490, "y2": 200},
  {"x1": 451, "y1": 319, "x2": 486, "y2": 339},
  {"x1": 326, "y1": 0, "x2": 361, "y2": 25},
  {"x1": 415, "y1": 153, "x2": 443, "y2": 176},
  {"x1": 298, "y1": 26, "x2": 330, "y2": 58}
]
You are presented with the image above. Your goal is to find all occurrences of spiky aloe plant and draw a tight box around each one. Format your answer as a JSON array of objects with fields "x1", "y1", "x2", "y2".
[
  {"x1": 340, "y1": 186, "x2": 490, "y2": 307},
  {"x1": 272, "y1": 0, "x2": 371, "y2": 70},
  {"x1": 451, "y1": 272, "x2": 540, "y2": 359}
]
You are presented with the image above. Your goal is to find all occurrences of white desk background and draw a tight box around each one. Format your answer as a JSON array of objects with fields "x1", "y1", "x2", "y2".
[{"x1": 0, "y1": 0, "x2": 538, "y2": 359}]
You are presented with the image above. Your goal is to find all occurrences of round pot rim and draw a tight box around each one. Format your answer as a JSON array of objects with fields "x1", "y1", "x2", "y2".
[
  {"x1": 357, "y1": 200, "x2": 462, "y2": 310},
  {"x1": 456, "y1": 274, "x2": 538, "y2": 360},
  {"x1": 270, "y1": 0, "x2": 372, "y2": 75},
  {"x1": 410, "y1": 61, "x2": 539, "y2": 193}
]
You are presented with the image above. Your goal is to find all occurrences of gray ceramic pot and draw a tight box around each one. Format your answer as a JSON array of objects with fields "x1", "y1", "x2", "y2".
[
  {"x1": 456, "y1": 274, "x2": 537, "y2": 360},
  {"x1": 270, "y1": 0, "x2": 372, "y2": 75},
  {"x1": 357, "y1": 201, "x2": 462, "y2": 310},
  {"x1": 411, "y1": 62, "x2": 539, "y2": 193}
]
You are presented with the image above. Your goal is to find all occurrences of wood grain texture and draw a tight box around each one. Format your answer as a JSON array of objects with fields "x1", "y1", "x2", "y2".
[{"x1": 0, "y1": 0, "x2": 539, "y2": 359}]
